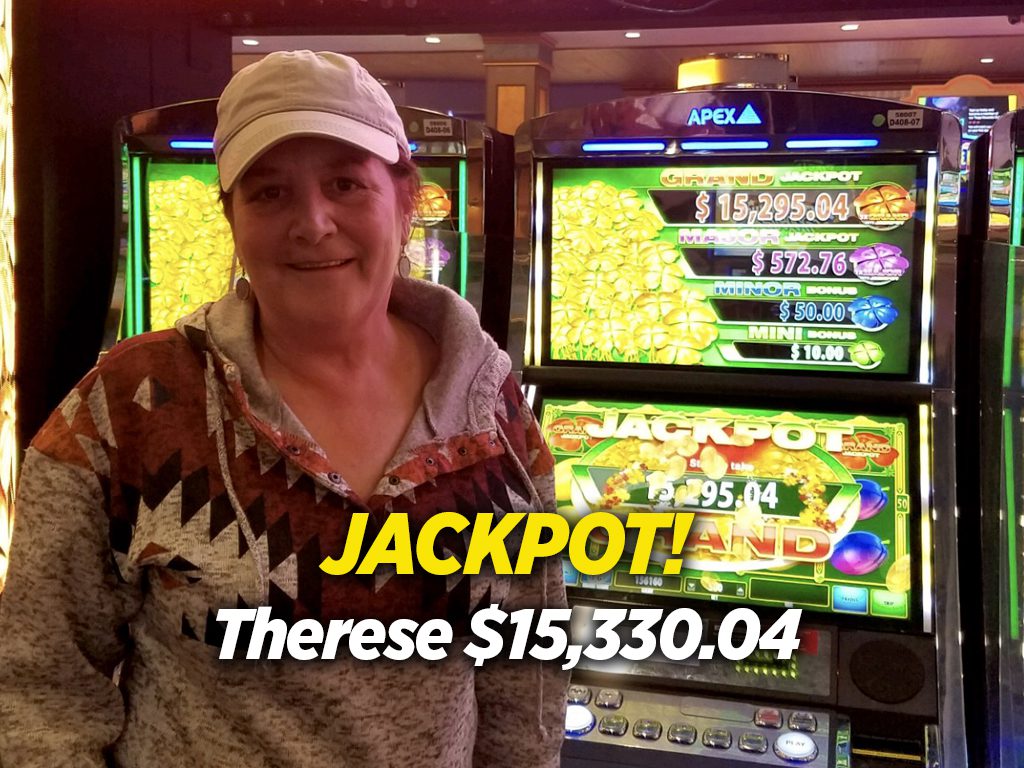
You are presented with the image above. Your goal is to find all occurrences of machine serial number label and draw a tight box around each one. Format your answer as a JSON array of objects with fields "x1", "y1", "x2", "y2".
[
  {"x1": 422, "y1": 117, "x2": 454, "y2": 136},
  {"x1": 887, "y1": 109, "x2": 923, "y2": 129}
]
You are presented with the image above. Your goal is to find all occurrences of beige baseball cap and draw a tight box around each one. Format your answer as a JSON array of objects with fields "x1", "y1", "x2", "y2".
[{"x1": 214, "y1": 50, "x2": 410, "y2": 192}]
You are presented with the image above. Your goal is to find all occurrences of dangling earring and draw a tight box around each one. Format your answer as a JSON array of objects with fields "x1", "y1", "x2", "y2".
[
  {"x1": 235, "y1": 274, "x2": 252, "y2": 301},
  {"x1": 228, "y1": 250, "x2": 251, "y2": 301},
  {"x1": 398, "y1": 252, "x2": 411, "y2": 278}
]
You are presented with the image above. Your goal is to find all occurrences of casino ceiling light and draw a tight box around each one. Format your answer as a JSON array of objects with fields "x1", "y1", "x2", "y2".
[
  {"x1": 624, "y1": 31, "x2": 641, "y2": 39},
  {"x1": 425, "y1": 35, "x2": 442, "y2": 44},
  {"x1": 241, "y1": 38, "x2": 260, "y2": 46},
  {"x1": 980, "y1": 57, "x2": 995, "y2": 64},
  {"x1": 840, "y1": 23, "x2": 860, "y2": 31}
]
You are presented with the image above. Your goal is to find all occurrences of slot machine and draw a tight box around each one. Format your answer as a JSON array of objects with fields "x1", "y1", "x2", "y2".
[
  {"x1": 961, "y1": 108, "x2": 1024, "y2": 767},
  {"x1": 106, "y1": 101, "x2": 514, "y2": 350},
  {"x1": 511, "y1": 90, "x2": 966, "y2": 766}
]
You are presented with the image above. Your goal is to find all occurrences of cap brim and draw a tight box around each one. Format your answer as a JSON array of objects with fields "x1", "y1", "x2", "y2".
[{"x1": 217, "y1": 110, "x2": 401, "y2": 192}]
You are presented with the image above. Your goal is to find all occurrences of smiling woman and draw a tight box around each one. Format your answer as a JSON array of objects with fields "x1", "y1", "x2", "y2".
[
  {"x1": 227, "y1": 138, "x2": 413, "y2": 354},
  {"x1": 0, "y1": 51, "x2": 567, "y2": 768}
]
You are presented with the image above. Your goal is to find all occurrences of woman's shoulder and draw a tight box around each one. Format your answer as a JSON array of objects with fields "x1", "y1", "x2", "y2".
[
  {"x1": 31, "y1": 325, "x2": 210, "y2": 457},
  {"x1": 100, "y1": 326, "x2": 204, "y2": 377},
  {"x1": 72, "y1": 323, "x2": 212, "y2": 416}
]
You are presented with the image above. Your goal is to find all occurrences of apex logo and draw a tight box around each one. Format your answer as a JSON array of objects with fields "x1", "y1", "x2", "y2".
[{"x1": 686, "y1": 104, "x2": 763, "y2": 127}]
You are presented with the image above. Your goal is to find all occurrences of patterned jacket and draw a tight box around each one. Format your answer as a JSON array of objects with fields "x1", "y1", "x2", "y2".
[{"x1": 0, "y1": 278, "x2": 567, "y2": 768}]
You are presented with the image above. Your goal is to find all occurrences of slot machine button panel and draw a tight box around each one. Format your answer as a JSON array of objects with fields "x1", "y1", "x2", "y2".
[
  {"x1": 738, "y1": 732, "x2": 769, "y2": 754},
  {"x1": 788, "y1": 711, "x2": 818, "y2": 732},
  {"x1": 631, "y1": 718, "x2": 662, "y2": 741},
  {"x1": 564, "y1": 704, "x2": 595, "y2": 737},
  {"x1": 598, "y1": 715, "x2": 629, "y2": 737},
  {"x1": 702, "y1": 727, "x2": 733, "y2": 749},
  {"x1": 774, "y1": 731, "x2": 819, "y2": 763},
  {"x1": 561, "y1": 688, "x2": 836, "y2": 767},
  {"x1": 594, "y1": 689, "x2": 623, "y2": 709},
  {"x1": 566, "y1": 685, "x2": 592, "y2": 705},
  {"x1": 753, "y1": 707, "x2": 784, "y2": 728},
  {"x1": 667, "y1": 723, "x2": 697, "y2": 745}
]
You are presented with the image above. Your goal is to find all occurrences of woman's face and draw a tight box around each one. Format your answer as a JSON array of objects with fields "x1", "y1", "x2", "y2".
[{"x1": 225, "y1": 136, "x2": 409, "y2": 334}]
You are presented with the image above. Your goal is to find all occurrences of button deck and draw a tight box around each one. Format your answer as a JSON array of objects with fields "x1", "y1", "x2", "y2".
[{"x1": 563, "y1": 688, "x2": 832, "y2": 766}]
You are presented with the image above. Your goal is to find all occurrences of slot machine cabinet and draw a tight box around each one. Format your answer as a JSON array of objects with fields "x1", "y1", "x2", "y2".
[
  {"x1": 512, "y1": 90, "x2": 966, "y2": 767},
  {"x1": 961, "y1": 108, "x2": 1024, "y2": 768},
  {"x1": 107, "y1": 102, "x2": 514, "y2": 350}
]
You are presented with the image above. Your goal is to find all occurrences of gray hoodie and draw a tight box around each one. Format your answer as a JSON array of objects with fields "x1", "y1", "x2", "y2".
[{"x1": 0, "y1": 278, "x2": 567, "y2": 767}]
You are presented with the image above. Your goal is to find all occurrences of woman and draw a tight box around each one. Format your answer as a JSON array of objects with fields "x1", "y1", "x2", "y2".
[{"x1": 0, "y1": 51, "x2": 567, "y2": 767}]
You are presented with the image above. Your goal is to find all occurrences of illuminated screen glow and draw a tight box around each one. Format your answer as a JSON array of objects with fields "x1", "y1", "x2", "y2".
[
  {"x1": 145, "y1": 160, "x2": 232, "y2": 333},
  {"x1": 406, "y1": 162, "x2": 462, "y2": 293},
  {"x1": 919, "y1": 95, "x2": 1014, "y2": 186},
  {"x1": 920, "y1": 95, "x2": 1013, "y2": 141},
  {"x1": 541, "y1": 399, "x2": 917, "y2": 622},
  {"x1": 680, "y1": 140, "x2": 769, "y2": 151},
  {"x1": 1004, "y1": 407, "x2": 1019, "y2": 639},
  {"x1": 546, "y1": 160, "x2": 928, "y2": 375},
  {"x1": 168, "y1": 139, "x2": 214, "y2": 150},
  {"x1": 121, "y1": 154, "x2": 471, "y2": 341},
  {"x1": 1014, "y1": 157, "x2": 1024, "y2": 249},
  {"x1": 785, "y1": 138, "x2": 879, "y2": 149},
  {"x1": 582, "y1": 141, "x2": 668, "y2": 153}
]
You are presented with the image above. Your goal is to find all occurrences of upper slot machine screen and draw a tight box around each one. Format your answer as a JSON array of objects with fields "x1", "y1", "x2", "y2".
[
  {"x1": 544, "y1": 158, "x2": 932, "y2": 377},
  {"x1": 143, "y1": 158, "x2": 230, "y2": 332},
  {"x1": 407, "y1": 160, "x2": 461, "y2": 291},
  {"x1": 920, "y1": 95, "x2": 1012, "y2": 141},
  {"x1": 920, "y1": 94, "x2": 1013, "y2": 189},
  {"x1": 541, "y1": 398, "x2": 920, "y2": 625}
]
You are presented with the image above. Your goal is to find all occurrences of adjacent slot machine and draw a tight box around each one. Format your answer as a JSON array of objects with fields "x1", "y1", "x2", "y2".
[
  {"x1": 512, "y1": 89, "x2": 966, "y2": 767},
  {"x1": 961, "y1": 108, "x2": 1024, "y2": 767},
  {"x1": 106, "y1": 101, "x2": 514, "y2": 349},
  {"x1": 910, "y1": 74, "x2": 1022, "y2": 189}
]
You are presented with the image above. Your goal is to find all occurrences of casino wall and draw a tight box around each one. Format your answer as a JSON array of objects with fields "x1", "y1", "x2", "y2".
[{"x1": 12, "y1": 0, "x2": 231, "y2": 451}]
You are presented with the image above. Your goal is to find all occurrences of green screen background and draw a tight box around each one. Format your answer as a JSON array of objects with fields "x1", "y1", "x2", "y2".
[{"x1": 547, "y1": 162, "x2": 924, "y2": 375}]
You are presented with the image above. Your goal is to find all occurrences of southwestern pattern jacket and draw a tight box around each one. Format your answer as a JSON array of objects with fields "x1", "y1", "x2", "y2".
[{"x1": 0, "y1": 278, "x2": 567, "y2": 768}]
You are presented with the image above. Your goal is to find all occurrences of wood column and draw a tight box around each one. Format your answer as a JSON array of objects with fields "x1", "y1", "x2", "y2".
[{"x1": 483, "y1": 35, "x2": 554, "y2": 136}]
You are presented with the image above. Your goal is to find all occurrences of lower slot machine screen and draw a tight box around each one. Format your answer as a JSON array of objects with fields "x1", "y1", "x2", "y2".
[{"x1": 540, "y1": 398, "x2": 918, "y2": 624}]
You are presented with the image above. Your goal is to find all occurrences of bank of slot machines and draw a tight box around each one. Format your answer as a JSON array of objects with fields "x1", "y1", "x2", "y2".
[
  {"x1": 106, "y1": 101, "x2": 514, "y2": 350},
  {"x1": 960, "y1": 108, "x2": 1024, "y2": 768},
  {"x1": 511, "y1": 90, "x2": 966, "y2": 766}
]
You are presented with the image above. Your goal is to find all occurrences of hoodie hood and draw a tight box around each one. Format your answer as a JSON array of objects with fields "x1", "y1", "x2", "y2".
[{"x1": 185, "y1": 277, "x2": 511, "y2": 462}]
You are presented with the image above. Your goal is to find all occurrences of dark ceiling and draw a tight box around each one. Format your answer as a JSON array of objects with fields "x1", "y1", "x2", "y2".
[{"x1": 191, "y1": 0, "x2": 1024, "y2": 35}]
